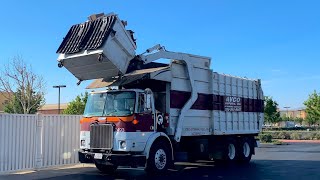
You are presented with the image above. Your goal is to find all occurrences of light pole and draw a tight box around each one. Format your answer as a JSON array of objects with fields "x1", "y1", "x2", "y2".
[
  {"x1": 284, "y1": 106, "x2": 290, "y2": 121},
  {"x1": 53, "y1": 85, "x2": 66, "y2": 114}
]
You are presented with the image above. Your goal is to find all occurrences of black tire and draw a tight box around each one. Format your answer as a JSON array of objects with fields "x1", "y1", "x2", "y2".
[
  {"x1": 237, "y1": 137, "x2": 253, "y2": 163},
  {"x1": 188, "y1": 153, "x2": 197, "y2": 163},
  {"x1": 222, "y1": 138, "x2": 239, "y2": 163},
  {"x1": 145, "y1": 141, "x2": 172, "y2": 174},
  {"x1": 95, "y1": 163, "x2": 117, "y2": 174}
]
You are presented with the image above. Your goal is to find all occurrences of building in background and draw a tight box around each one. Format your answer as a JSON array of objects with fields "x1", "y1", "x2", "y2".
[
  {"x1": 278, "y1": 107, "x2": 307, "y2": 127},
  {"x1": 37, "y1": 103, "x2": 68, "y2": 114},
  {"x1": 279, "y1": 108, "x2": 307, "y2": 119},
  {"x1": 0, "y1": 92, "x2": 12, "y2": 113}
]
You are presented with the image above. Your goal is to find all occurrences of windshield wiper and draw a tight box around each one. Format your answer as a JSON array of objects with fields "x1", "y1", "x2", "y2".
[{"x1": 104, "y1": 110, "x2": 118, "y2": 116}]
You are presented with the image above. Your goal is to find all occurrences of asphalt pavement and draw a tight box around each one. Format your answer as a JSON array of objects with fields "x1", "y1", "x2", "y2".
[{"x1": 1, "y1": 142, "x2": 320, "y2": 180}]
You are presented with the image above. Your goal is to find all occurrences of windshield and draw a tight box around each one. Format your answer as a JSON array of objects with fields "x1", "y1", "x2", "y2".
[{"x1": 84, "y1": 91, "x2": 136, "y2": 117}]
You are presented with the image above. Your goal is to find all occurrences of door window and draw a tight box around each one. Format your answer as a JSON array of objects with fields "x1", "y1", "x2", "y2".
[{"x1": 138, "y1": 93, "x2": 146, "y2": 113}]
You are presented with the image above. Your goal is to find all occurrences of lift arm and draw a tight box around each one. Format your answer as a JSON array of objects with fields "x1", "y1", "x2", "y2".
[{"x1": 138, "y1": 45, "x2": 211, "y2": 142}]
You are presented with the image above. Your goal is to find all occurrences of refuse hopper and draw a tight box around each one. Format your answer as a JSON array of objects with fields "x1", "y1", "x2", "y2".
[{"x1": 56, "y1": 13, "x2": 137, "y2": 81}]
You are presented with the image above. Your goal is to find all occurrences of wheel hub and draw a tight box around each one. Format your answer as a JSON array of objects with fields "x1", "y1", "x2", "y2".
[
  {"x1": 243, "y1": 142, "x2": 251, "y2": 158},
  {"x1": 155, "y1": 149, "x2": 167, "y2": 170},
  {"x1": 228, "y1": 144, "x2": 236, "y2": 160}
]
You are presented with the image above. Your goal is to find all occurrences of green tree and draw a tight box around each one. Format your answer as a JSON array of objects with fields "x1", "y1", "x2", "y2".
[
  {"x1": 281, "y1": 114, "x2": 288, "y2": 121},
  {"x1": 63, "y1": 92, "x2": 88, "y2": 115},
  {"x1": 304, "y1": 91, "x2": 320, "y2": 126},
  {"x1": 293, "y1": 117, "x2": 304, "y2": 125},
  {"x1": 4, "y1": 89, "x2": 44, "y2": 114},
  {"x1": 264, "y1": 96, "x2": 281, "y2": 124}
]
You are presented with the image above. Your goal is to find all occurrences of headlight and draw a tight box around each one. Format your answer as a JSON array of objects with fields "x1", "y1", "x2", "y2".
[
  {"x1": 81, "y1": 140, "x2": 86, "y2": 147},
  {"x1": 120, "y1": 141, "x2": 126, "y2": 149}
]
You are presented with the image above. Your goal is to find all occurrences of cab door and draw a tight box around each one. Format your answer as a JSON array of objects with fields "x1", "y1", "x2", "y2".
[{"x1": 135, "y1": 93, "x2": 155, "y2": 132}]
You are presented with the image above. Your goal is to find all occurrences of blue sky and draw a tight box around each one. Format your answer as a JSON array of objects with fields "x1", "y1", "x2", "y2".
[{"x1": 0, "y1": 0, "x2": 319, "y2": 109}]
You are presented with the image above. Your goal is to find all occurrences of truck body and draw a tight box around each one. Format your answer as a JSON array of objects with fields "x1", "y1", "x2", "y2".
[{"x1": 56, "y1": 13, "x2": 264, "y2": 174}]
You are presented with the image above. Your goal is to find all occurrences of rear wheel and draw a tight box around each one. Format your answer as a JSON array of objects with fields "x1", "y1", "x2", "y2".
[
  {"x1": 238, "y1": 137, "x2": 253, "y2": 163},
  {"x1": 211, "y1": 138, "x2": 239, "y2": 164},
  {"x1": 95, "y1": 163, "x2": 117, "y2": 174},
  {"x1": 227, "y1": 143, "x2": 236, "y2": 160},
  {"x1": 222, "y1": 138, "x2": 239, "y2": 163}
]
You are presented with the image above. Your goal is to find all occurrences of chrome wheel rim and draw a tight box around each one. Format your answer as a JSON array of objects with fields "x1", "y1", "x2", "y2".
[
  {"x1": 155, "y1": 149, "x2": 167, "y2": 170},
  {"x1": 228, "y1": 144, "x2": 236, "y2": 160},
  {"x1": 243, "y1": 142, "x2": 251, "y2": 158}
]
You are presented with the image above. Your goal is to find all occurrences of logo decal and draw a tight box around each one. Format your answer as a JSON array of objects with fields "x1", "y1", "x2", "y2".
[
  {"x1": 225, "y1": 96, "x2": 242, "y2": 112},
  {"x1": 116, "y1": 128, "x2": 125, "y2": 132},
  {"x1": 157, "y1": 115, "x2": 164, "y2": 125}
]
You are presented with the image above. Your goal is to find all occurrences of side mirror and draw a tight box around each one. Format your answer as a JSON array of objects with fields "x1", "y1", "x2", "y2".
[{"x1": 145, "y1": 94, "x2": 152, "y2": 111}]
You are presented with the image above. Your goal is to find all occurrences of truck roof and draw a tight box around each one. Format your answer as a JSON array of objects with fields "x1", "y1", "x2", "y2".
[{"x1": 89, "y1": 89, "x2": 144, "y2": 94}]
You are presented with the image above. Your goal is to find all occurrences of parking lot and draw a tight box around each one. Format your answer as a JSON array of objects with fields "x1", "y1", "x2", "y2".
[{"x1": 2, "y1": 142, "x2": 320, "y2": 180}]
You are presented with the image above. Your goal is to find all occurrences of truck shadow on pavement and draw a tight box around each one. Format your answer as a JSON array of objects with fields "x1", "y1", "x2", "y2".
[{"x1": 18, "y1": 160, "x2": 319, "y2": 180}]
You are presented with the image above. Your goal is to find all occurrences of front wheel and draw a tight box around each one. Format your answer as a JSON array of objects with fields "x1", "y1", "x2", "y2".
[
  {"x1": 95, "y1": 163, "x2": 117, "y2": 174},
  {"x1": 145, "y1": 141, "x2": 172, "y2": 174}
]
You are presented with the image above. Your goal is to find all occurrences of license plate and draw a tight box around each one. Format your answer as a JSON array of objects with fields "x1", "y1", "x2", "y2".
[{"x1": 94, "y1": 153, "x2": 103, "y2": 160}]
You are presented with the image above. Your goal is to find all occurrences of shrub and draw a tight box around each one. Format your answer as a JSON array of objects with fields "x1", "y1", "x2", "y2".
[
  {"x1": 290, "y1": 132, "x2": 302, "y2": 140},
  {"x1": 314, "y1": 132, "x2": 320, "y2": 140},
  {"x1": 271, "y1": 131, "x2": 279, "y2": 139},
  {"x1": 277, "y1": 131, "x2": 290, "y2": 139},
  {"x1": 259, "y1": 133, "x2": 273, "y2": 143},
  {"x1": 302, "y1": 132, "x2": 314, "y2": 140},
  {"x1": 264, "y1": 131, "x2": 320, "y2": 140}
]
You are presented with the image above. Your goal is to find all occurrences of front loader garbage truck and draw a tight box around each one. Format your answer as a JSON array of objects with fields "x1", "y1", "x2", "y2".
[{"x1": 56, "y1": 13, "x2": 264, "y2": 174}]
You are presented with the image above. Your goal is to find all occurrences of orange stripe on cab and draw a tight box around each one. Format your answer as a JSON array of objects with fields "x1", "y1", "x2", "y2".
[{"x1": 80, "y1": 115, "x2": 135, "y2": 124}]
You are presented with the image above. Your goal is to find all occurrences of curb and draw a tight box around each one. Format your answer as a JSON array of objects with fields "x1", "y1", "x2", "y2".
[{"x1": 279, "y1": 140, "x2": 320, "y2": 143}]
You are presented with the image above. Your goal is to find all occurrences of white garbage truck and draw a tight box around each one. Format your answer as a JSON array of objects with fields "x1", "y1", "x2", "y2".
[{"x1": 56, "y1": 13, "x2": 264, "y2": 174}]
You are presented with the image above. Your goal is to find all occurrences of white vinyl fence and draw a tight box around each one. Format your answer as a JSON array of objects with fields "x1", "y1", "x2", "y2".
[{"x1": 0, "y1": 114, "x2": 82, "y2": 173}]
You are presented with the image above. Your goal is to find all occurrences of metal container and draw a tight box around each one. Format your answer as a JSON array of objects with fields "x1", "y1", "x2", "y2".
[{"x1": 56, "y1": 13, "x2": 137, "y2": 81}]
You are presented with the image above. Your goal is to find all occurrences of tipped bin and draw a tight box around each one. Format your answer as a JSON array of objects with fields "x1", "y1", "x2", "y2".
[{"x1": 56, "y1": 13, "x2": 137, "y2": 81}]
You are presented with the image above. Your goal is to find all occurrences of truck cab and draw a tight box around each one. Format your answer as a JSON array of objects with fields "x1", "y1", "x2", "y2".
[{"x1": 79, "y1": 89, "x2": 171, "y2": 173}]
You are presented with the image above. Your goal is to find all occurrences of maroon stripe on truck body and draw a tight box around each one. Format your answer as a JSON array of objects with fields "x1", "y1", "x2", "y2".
[
  {"x1": 114, "y1": 116, "x2": 153, "y2": 132},
  {"x1": 170, "y1": 90, "x2": 264, "y2": 113}
]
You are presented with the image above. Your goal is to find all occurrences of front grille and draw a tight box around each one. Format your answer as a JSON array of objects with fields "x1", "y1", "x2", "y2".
[{"x1": 90, "y1": 124, "x2": 113, "y2": 149}]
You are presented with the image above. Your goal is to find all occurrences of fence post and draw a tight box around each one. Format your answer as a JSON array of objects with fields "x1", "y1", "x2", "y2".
[{"x1": 35, "y1": 114, "x2": 43, "y2": 170}]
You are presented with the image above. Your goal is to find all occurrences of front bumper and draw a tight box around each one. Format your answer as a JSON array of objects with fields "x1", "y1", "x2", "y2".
[{"x1": 79, "y1": 151, "x2": 146, "y2": 167}]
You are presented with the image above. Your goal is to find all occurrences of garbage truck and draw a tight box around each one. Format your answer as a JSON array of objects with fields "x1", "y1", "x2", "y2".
[{"x1": 56, "y1": 13, "x2": 264, "y2": 174}]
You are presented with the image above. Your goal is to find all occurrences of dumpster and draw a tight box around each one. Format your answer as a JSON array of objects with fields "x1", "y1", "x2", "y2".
[{"x1": 56, "y1": 13, "x2": 137, "y2": 81}]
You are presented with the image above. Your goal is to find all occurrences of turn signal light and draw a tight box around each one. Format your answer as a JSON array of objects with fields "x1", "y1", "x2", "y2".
[{"x1": 132, "y1": 120, "x2": 139, "y2": 125}]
